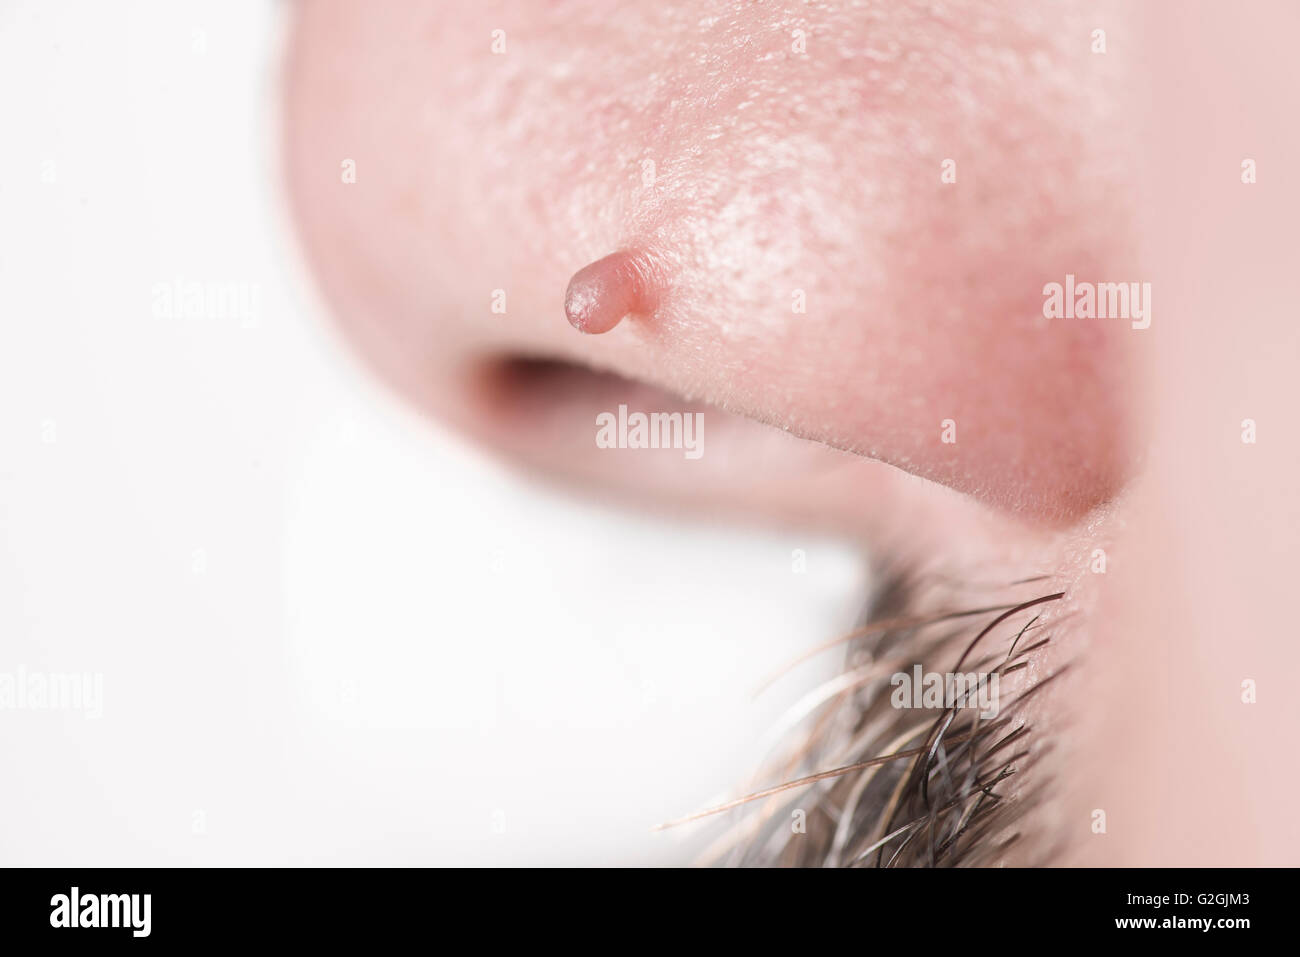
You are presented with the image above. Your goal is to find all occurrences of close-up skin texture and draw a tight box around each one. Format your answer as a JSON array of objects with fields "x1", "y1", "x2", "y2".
[
  {"x1": 283, "y1": 0, "x2": 1300, "y2": 866},
  {"x1": 285, "y1": 0, "x2": 1136, "y2": 527}
]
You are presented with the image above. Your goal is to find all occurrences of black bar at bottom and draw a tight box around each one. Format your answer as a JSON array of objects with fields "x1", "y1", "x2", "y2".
[{"x1": 0, "y1": 866, "x2": 1278, "y2": 944}]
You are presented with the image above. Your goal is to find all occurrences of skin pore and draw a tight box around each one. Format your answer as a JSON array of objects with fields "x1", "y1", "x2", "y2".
[{"x1": 283, "y1": 1, "x2": 1300, "y2": 864}]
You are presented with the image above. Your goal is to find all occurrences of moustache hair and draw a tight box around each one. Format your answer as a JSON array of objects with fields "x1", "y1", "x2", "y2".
[{"x1": 660, "y1": 563, "x2": 1072, "y2": 868}]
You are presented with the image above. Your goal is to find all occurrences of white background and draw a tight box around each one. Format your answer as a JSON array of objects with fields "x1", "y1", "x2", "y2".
[{"x1": 0, "y1": 0, "x2": 865, "y2": 864}]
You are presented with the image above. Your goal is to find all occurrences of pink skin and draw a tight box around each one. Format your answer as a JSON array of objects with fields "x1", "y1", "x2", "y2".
[
  {"x1": 283, "y1": 1, "x2": 1300, "y2": 864},
  {"x1": 283, "y1": 0, "x2": 1134, "y2": 530}
]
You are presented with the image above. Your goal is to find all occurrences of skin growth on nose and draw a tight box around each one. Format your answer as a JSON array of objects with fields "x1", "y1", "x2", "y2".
[{"x1": 563, "y1": 249, "x2": 662, "y2": 334}]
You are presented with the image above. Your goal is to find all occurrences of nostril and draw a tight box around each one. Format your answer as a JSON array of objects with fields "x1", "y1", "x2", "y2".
[
  {"x1": 466, "y1": 353, "x2": 836, "y2": 489},
  {"x1": 475, "y1": 355, "x2": 687, "y2": 425},
  {"x1": 466, "y1": 353, "x2": 739, "y2": 489}
]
